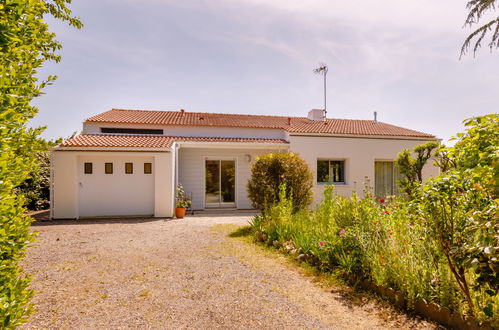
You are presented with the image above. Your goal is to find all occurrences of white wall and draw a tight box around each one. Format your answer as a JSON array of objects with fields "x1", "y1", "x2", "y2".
[
  {"x1": 82, "y1": 122, "x2": 287, "y2": 140},
  {"x1": 52, "y1": 151, "x2": 174, "y2": 218},
  {"x1": 289, "y1": 135, "x2": 440, "y2": 205},
  {"x1": 52, "y1": 152, "x2": 78, "y2": 218},
  {"x1": 178, "y1": 147, "x2": 281, "y2": 210}
]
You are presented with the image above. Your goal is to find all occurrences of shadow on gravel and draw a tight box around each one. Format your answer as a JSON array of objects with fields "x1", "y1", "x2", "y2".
[
  {"x1": 228, "y1": 225, "x2": 253, "y2": 237},
  {"x1": 30, "y1": 210, "x2": 173, "y2": 227}
]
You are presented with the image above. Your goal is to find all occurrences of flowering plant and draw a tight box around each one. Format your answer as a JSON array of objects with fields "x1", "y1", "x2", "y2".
[{"x1": 175, "y1": 184, "x2": 192, "y2": 208}]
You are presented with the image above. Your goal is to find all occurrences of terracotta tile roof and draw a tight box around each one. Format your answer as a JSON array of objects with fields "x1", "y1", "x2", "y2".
[
  {"x1": 58, "y1": 134, "x2": 288, "y2": 149},
  {"x1": 85, "y1": 109, "x2": 436, "y2": 138}
]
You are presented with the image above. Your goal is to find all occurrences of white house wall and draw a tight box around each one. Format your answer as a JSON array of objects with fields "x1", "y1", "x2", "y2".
[
  {"x1": 52, "y1": 151, "x2": 174, "y2": 218},
  {"x1": 83, "y1": 122, "x2": 287, "y2": 140},
  {"x1": 178, "y1": 147, "x2": 282, "y2": 210},
  {"x1": 289, "y1": 135, "x2": 440, "y2": 205}
]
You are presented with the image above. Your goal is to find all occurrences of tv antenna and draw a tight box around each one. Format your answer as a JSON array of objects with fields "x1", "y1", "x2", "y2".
[{"x1": 313, "y1": 63, "x2": 328, "y2": 118}]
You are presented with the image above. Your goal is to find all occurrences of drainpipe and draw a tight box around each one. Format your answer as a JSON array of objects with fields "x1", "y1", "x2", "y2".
[{"x1": 174, "y1": 142, "x2": 179, "y2": 189}]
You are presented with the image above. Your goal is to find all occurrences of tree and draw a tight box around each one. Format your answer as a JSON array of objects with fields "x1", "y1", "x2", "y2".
[
  {"x1": 423, "y1": 114, "x2": 498, "y2": 318},
  {"x1": 461, "y1": 0, "x2": 499, "y2": 56},
  {"x1": 247, "y1": 152, "x2": 313, "y2": 212},
  {"x1": 395, "y1": 141, "x2": 439, "y2": 198},
  {"x1": 0, "y1": 1, "x2": 81, "y2": 327}
]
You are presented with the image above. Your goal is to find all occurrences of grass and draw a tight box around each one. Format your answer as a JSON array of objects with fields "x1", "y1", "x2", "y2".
[{"x1": 213, "y1": 223, "x2": 425, "y2": 322}]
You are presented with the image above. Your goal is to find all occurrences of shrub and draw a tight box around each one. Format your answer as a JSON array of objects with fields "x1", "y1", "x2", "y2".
[
  {"x1": 247, "y1": 152, "x2": 313, "y2": 212},
  {"x1": 1, "y1": 1, "x2": 81, "y2": 327},
  {"x1": 249, "y1": 114, "x2": 499, "y2": 325},
  {"x1": 14, "y1": 151, "x2": 51, "y2": 211}
]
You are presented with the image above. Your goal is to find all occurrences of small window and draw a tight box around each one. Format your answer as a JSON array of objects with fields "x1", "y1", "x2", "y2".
[
  {"x1": 144, "y1": 162, "x2": 152, "y2": 174},
  {"x1": 317, "y1": 160, "x2": 345, "y2": 184},
  {"x1": 105, "y1": 162, "x2": 113, "y2": 174},
  {"x1": 125, "y1": 163, "x2": 133, "y2": 174},
  {"x1": 84, "y1": 163, "x2": 93, "y2": 174}
]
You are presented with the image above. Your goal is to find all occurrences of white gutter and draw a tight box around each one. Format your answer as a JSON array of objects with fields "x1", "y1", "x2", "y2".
[
  {"x1": 288, "y1": 132, "x2": 439, "y2": 141},
  {"x1": 174, "y1": 141, "x2": 290, "y2": 149},
  {"x1": 51, "y1": 146, "x2": 172, "y2": 152}
]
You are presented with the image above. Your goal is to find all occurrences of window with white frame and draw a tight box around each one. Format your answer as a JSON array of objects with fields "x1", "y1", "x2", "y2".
[{"x1": 317, "y1": 160, "x2": 345, "y2": 184}]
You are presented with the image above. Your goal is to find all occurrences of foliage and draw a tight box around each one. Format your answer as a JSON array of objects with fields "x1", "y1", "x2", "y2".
[
  {"x1": 461, "y1": 0, "x2": 499, "y2": 57},
  {"x1": 251, "y1": 115, "x2": 499, "y2": 325},
  {"x1": 175, "y1": 184, "x2": 192, "y2": 208},
  {"x1": 0, "y1": 0, "x2": 81, "y2": 327},
  {"x1": 427, "y1": 114, "x2": 499, "y2": 317},
  {"x1": 449, "y1": 114, "x2": 498, "y2": 192},
  {"x1": 247, "y1": 152, "x2": 313, "y2": 212},
  {"x1": 14, "y1": 139, "x2": 60, "y2": 211},
  {"x1": 395, "y1": 141, "x2": 439, "y2": 198}
]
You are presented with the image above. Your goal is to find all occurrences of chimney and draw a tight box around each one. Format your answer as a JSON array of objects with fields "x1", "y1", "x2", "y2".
[
  {"x1": 373, "y1": 111, "x2": 377, "y2": 123},
  {"x1": 287, "y1": 117, "x2": 291, "y2": 125},
  {"x1": 307, "y1": 109, "x2": 326, "y2": 121},
  {"x1": 180, "y1": 109, "x2": 185, "y2": 116}
]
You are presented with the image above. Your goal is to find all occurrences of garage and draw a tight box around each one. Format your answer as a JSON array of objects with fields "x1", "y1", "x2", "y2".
[{"x1": 77, "y1": 155, "x2": 155, "y2": 218}]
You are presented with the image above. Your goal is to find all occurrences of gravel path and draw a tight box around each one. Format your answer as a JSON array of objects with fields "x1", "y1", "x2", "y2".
[{"x1": 22, "y1": 213, "x2": 436, "y2": 329}]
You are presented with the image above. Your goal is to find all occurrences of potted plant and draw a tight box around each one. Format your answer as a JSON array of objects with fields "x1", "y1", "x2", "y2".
[{"x1": 175, "y1": 184, "x2": 191, "y2": 219}]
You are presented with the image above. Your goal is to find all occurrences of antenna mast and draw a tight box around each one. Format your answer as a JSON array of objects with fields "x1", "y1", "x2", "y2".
[{"x1": 313, "y1": 63, "x2": 328, "y2": 119}]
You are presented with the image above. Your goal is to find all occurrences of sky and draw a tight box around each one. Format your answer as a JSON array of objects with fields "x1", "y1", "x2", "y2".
[{"x1": 31, "y1": 0, "x2": 499, "y2": 144}]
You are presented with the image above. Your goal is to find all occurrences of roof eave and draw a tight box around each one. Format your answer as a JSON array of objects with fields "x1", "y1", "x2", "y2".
[
  {"x1": 52, "y1": 146, "x2": 172, "y2": 152},
  {"x1": 288, "y1": 132, "x2": 437, "y2": 140}
]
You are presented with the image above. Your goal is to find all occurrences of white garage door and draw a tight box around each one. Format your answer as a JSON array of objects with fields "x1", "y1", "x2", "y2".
[{"x1": 77, "y1": 156, "x2": 155, "y2": 217}]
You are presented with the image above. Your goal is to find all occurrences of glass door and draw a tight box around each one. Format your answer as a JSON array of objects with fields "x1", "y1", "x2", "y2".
[
  {"x1": 205, "y1": 160, "x2": 235, "y2": 208},
  {"x1": 374, "y1": 161, "x2": 403, "y2": 199}
]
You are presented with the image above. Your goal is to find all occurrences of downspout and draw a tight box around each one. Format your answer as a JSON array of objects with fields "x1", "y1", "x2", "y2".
[{"x1": 174, "y1": 142, "x2": 179, "y2": 189}]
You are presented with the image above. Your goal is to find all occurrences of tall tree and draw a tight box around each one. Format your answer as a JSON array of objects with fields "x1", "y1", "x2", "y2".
[
  {"x1": 462, "y1": 0, "x2": 499, "y2": 56},
  {"x1": 0, "y1": 0, "x2": 81, "y2": 327}
]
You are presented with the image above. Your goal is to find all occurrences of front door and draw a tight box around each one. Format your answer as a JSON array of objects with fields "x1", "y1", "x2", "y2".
[{"x1": 205, "y1": 160, "x2": 236, "y2": 208}]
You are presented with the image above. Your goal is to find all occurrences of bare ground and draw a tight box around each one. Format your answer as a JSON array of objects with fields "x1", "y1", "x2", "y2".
[{"x1": 22, "y1": 213, "x2": 438, "y2": 329}]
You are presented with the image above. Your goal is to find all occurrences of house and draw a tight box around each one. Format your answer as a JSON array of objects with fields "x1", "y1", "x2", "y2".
[{"x1": 50, "y1": 108, "x2": 439, "y2": 219}]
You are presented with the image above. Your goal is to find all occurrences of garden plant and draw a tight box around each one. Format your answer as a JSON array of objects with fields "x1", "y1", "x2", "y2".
[
  {"x1": 0, "y1": 0, "x2": 81, "y2": 327},
  {"x1": 247, "y1": 152, "x2": 313, "y2": 212},
  {"x1": 249, "y1": 114, "x2": 498, "y2": 327}
]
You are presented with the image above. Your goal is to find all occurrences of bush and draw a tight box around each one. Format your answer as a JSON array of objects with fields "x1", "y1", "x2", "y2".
[
  {"x1": 250, "y1": 114, "x2": 499, "y2": 325},
  {"x1": 14, "y1": 151, "x2": 51, "y2": 211},
  {"x1": 247, "y1": 152, "x2": 313, "y2": 212}
]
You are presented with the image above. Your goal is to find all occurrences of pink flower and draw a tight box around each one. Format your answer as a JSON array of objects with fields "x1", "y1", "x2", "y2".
[
  {"x1": 319, "y1": 241, "x2": 325, "y2": 246},
  {"x1": 379, "y1": 198, "x2": 385, "y2": 203},
  {"x1": 339, "y1": 229, "x2": 346, "y2": 234}
]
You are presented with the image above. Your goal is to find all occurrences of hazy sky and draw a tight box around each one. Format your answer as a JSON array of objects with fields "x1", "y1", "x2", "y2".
[{"x1": 32, "y1": 0, "x2": 498, "y2": 143}]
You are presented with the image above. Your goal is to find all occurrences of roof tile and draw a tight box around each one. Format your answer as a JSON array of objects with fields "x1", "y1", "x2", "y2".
[
  {"x1": 85, "y1": 109, "x2": 435, "y2": 138},
  {"x1": 59, "y1": 134, "x2": 288, "y2": 149}
]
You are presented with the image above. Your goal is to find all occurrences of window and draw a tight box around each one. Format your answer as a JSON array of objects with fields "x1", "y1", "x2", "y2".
[
  {"x1": 375, "y1": 161, "x2": 403, "y2": 198},
  {"x1": 84, "y1": 162, "x2": 93, "y2": 174},
  {"x1": 101, "y1": 128, "x2": 164, "y2": 135},
  {"x1": 125, "y1": 163, "x2": 133, "y2": 174},
  {"x1": 144, "y1": 162, "x2": 152, "y2": 174},
  {"x1": 317, "y1": 160, "x2": 345, "y2": 184},
  {"x1": 105, "y1": 162, "x2": 113, "y2": 174}
]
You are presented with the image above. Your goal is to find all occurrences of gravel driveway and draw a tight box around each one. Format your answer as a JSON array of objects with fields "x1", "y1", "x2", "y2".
[{"x1": 22, "y1": 213, "x2": 436, "y2": 329}]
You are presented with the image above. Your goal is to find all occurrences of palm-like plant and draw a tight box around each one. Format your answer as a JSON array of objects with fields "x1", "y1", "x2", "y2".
[{"x1": 462, "y1": 0, "x2": 499, "y2": 56}]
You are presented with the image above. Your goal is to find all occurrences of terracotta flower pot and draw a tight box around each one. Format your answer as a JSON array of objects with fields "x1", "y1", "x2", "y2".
[{"x1": 175, "y1": 207, "x2": 186, "y2": 219}]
